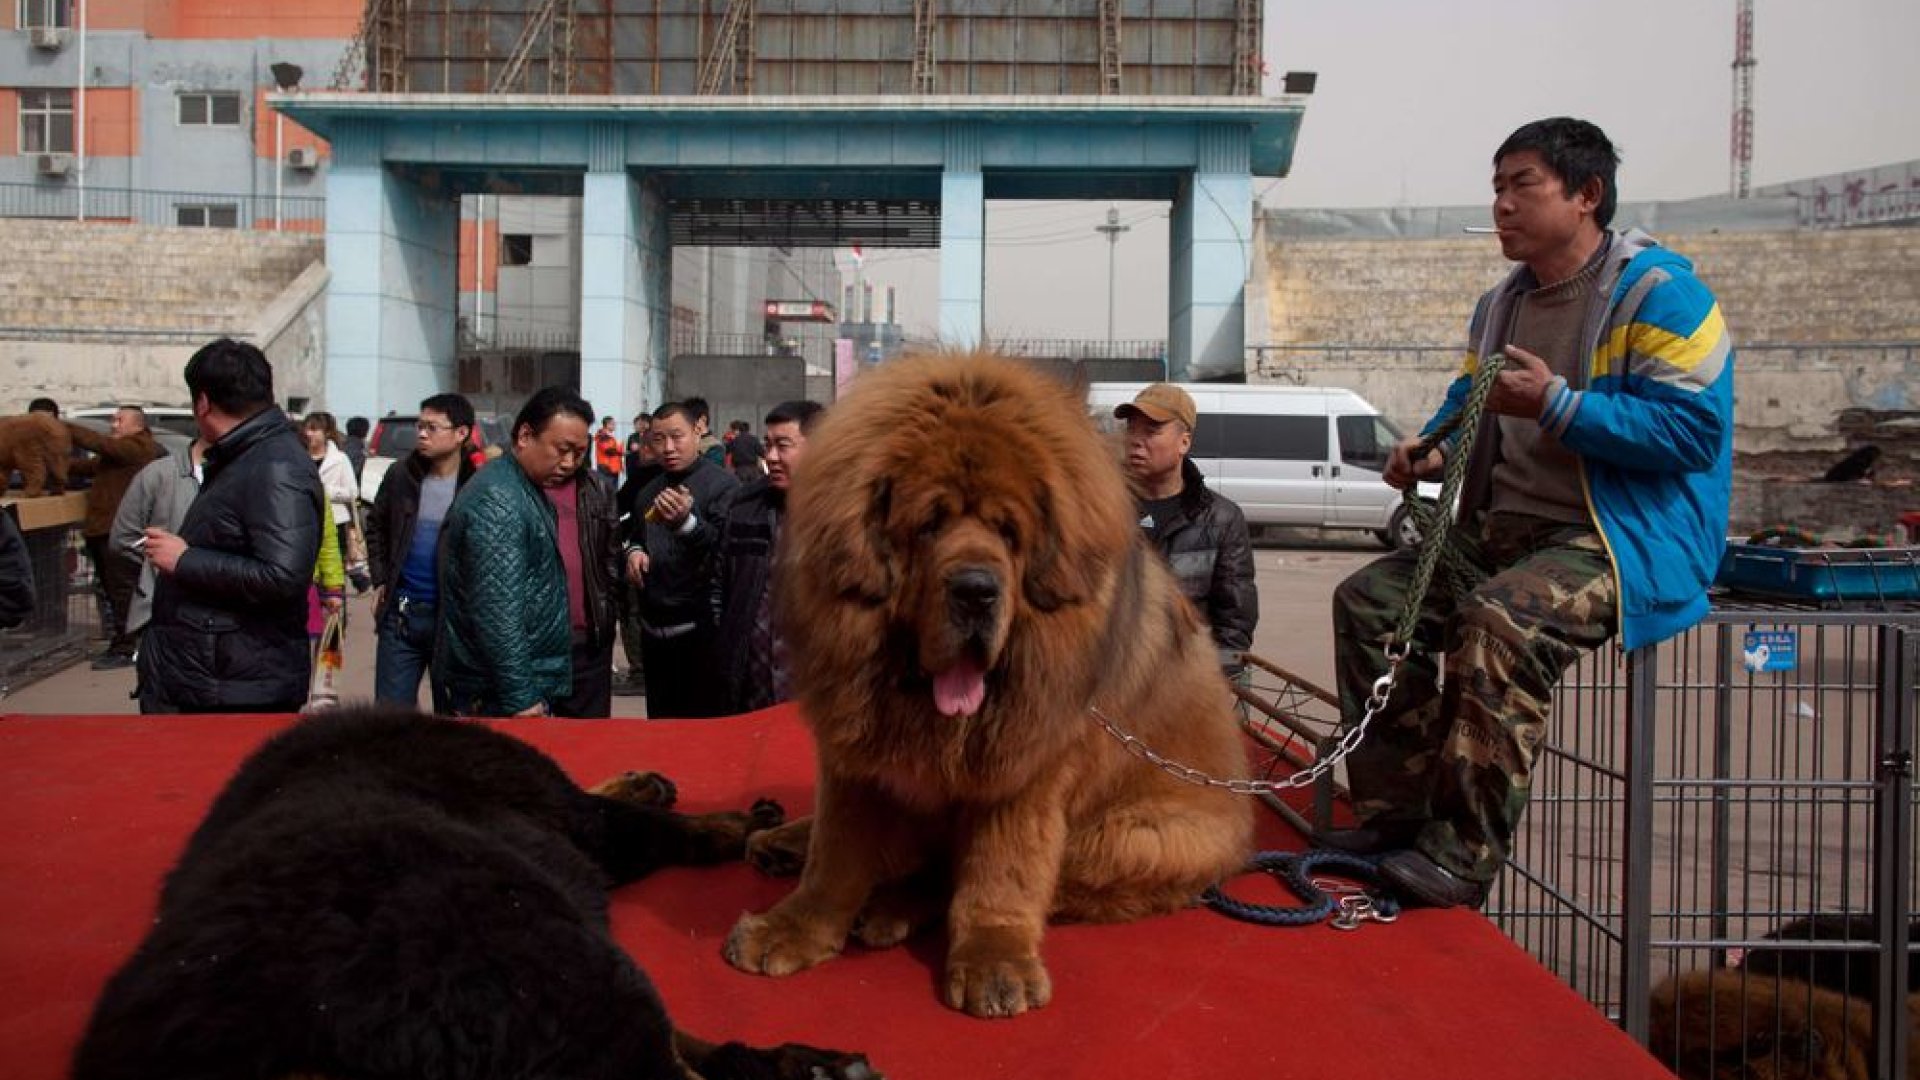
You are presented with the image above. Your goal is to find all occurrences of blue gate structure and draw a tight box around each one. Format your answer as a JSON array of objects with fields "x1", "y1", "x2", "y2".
[{"x1": 274, "y1": 92, "x2": 1307, "y2": 425}]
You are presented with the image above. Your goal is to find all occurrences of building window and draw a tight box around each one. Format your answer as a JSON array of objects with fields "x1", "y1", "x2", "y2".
[
  {"x1": 18, "y1": 0, "x2": 71, "y2": 28},
  {"x1": 19, "y1": 88, "x2": 74, "y2": 154},
  {"x1": 500, "y1": 234, "x2": 534, "y2": 266},
  {"x1": 176, "y1": 204, "x2": 240, "y2": 229},
  {"x1": 177, "y1": 92, "x2": 243, "y2": 127}
]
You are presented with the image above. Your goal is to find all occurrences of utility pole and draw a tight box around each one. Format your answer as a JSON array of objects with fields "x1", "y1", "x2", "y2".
[
  {"x1": 1094, "y1": 207, "x2": 1130, "y2": 354},
  {"x1": 1730, "y1": 0, "x2": 1755, "y2": 197}
]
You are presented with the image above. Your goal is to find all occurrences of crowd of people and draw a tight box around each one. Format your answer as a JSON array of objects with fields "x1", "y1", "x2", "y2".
[{"x1": 1, "y1": 339, "x2": 829, "y2": 723}]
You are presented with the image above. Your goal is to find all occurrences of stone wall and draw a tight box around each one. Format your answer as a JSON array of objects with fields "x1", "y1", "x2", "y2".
[
  {"x1": 1262, "y1": 225, "x2": 1920, "y2": 354},
  {"x1": 1258, "y1": 224, "x2": 1920, "y2": 538},
  {"x1": 0, "y1": 219, "x2": 325, "y2": 415}
]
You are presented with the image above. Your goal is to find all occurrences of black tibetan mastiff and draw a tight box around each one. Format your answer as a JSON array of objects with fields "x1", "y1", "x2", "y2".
[{"x1": 72, "y1": 705, "x2": 875, "y2": 1080}]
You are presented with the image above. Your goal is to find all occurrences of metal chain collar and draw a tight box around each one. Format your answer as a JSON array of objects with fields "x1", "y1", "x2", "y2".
[
  {"x1": 1087, "y1": 353, "x2": 1509, "y2": 795},
  {"x1": 1088, "y1": 641, "x2": 1407, "y2": 794}
]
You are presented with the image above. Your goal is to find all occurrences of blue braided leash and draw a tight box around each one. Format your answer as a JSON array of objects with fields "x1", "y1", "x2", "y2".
[{"x1": 1202, "y1": 849, "x2": 1403, "y2": 927}]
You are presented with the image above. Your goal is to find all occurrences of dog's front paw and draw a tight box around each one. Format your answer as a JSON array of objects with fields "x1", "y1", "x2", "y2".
[
  {"x1": 588, "y1": 770, "x2": 677, "y2": 807},
  {"x1": 745, "y1": 817, "x2": 811, "y2": 877},
  {"x1": 945, "y1": 935, "x2": 1052, "y2": 1018},
  {"x1": 724, "y1": 911, "x2": 843, "y2": 977},
  {"x1": 746, "y1": 797, "x2": 786, "y2": 832}
]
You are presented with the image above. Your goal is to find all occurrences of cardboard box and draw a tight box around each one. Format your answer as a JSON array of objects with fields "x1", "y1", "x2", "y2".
[{"x1": 0, "y1": 492, "x2": 88, "y2": 531}]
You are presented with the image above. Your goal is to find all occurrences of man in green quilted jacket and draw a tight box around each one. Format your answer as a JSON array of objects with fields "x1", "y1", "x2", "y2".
[{"x1": 433, "y1": 387, "x2": 597, "y2": 717}]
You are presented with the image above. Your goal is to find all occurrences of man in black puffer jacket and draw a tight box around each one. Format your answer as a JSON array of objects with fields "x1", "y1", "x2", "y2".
[
  {"x1": 136, "y1": 339, "x2": 325, "y2": 713},
  {"x1": 1116, "y1": 383, "x2": 1259, "y2": 673},
  {"x1": 622, "y1": 401, "x2": 738, "y2": 718}
]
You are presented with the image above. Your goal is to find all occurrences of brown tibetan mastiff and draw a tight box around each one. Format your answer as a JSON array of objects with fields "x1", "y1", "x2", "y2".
[
  {"x1": 723, "y1": 352, "x2": 1253, "y2": 1018},
  {"x1": 0, "y1": 412, "x2": 71, "y2": 497},
  {"x1": 72, "y1": 705, "x2": 874, "y2": 1080},
  {"x1": 1649, "y1": 915, "x2": 1920, "y2": 1079}
]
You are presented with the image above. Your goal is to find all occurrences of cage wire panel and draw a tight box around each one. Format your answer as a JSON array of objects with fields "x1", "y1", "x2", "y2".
[
  {"x1": 1489, "y1": 604, "x2": 1920, "y2": 1075},
  {"x1": 1, "y1": 521, "x2": 100, "y2": 693}
]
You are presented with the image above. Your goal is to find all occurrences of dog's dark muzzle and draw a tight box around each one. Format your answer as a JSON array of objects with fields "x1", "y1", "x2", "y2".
[{"x1": 946, "y1": 568, "x2": 1002, "y2": 633}]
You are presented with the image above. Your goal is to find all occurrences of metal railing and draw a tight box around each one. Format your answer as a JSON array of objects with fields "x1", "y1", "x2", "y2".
[
  {"x1": 0, "y1": 181, "x2": 325, "y2": 231},
  {"x1": 993, "y1": 337, "x2": 1166, "y2": 361}
]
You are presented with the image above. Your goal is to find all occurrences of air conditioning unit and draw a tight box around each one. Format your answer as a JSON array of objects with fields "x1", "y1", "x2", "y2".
[
  {"x1": 36, "y1": 152, "x2": 73, "y2": 178},
  {"x1": 28, "y1": 25, "x2": 66, "y2": 50},
  {"x1": 285, "y1": 147, "x2": 320, "y2": 170}
]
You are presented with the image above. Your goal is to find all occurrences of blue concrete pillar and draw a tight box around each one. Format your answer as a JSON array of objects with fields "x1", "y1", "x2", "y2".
[
  {"x1": 938, "y1": 124, "x2": 985, "y2": 348},
  {"x1": 579, "y1": 124, "x2": 668, "y2": 419},
  {"x1": 323, "y1": 123, "x2": 460, "y2": 419},
  {"x1": 1168, "y1": 125, "x2": 1253, "y2": 381}
]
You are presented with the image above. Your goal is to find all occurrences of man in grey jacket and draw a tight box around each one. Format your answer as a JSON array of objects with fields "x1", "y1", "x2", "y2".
[{"x1": 109, "y1": 436, "x2": 205, "y2": 650}]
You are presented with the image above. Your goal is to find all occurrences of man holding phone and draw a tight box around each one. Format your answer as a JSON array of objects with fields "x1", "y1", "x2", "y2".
[{"x1": 620, "y1": 400, "x2": 738, "y2": 718}]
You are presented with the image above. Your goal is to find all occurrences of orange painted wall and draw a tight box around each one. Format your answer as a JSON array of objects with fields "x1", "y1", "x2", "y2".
[
  {"x1": 152, "y1": 0, "x2": 360, "y2": 40},
  {"x1": 458, "y1": 217, "x2": 503, "y2": 295},
  {"x1": 252, "y1": 217, "x2": 324, "y2": 235},
  {"x1": 84, "y1": 0, "x2": 165, "y2": 33},
  {"x1": 6, "y1": 0, "x2": 357, "y2": 35},
  {"x1": 0, "y1": 92, "x2": 16, "y2": 157},
  {"x1": 85, "y1": 88, "x2": 140, "y2": 157},
  {"x1": 253, "y1": 89, "x2": 326, "y2": 160}
]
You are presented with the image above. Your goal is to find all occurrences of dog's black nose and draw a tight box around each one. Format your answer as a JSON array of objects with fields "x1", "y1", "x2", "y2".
[{"x1": 947, "y1": 568, "x2": 1001, "y2": 618}]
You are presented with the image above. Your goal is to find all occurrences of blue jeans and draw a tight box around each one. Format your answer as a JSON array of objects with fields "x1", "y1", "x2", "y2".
[{"x1": 374, "y1": 596, "x2": 445, "y2": 712}]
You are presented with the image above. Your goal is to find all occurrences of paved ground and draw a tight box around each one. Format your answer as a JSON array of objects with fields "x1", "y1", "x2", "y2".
[{"x1": 0, "y1": 530, "x2": 1383, "y2": 717}]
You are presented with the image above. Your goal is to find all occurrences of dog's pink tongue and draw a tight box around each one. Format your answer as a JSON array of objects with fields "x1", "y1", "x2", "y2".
[{"x1": 933, "y1": 658, "x2": 987, "y2": 718}]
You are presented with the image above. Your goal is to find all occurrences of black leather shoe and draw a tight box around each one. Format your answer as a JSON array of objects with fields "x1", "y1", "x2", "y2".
[
  {"x1": 1309, "y1": 821, "x2": 1424, "y2": 856},
  {"x1": 1378, "y1": 849, "x2": 1491, "y2": 909}
]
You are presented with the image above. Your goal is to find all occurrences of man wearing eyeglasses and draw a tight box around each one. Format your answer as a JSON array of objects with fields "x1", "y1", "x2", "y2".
[{"x1": 365, "y1": 393, "x2": 477, "y2": 711}]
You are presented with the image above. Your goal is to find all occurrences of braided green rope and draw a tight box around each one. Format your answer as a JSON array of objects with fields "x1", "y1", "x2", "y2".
[{"x1": 1392, "y1": 352, "x2": 1508, "y2": 647}]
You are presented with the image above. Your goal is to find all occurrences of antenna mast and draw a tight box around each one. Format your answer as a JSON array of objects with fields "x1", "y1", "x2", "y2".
[{"x1": 1730, "y1": 0, "x2": 1755, "y2": 197}]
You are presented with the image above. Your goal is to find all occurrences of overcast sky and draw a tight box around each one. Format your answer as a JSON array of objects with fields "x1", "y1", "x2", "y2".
[{"x1": 859, "y1": 0, "x2": 1920, "y2": 341}]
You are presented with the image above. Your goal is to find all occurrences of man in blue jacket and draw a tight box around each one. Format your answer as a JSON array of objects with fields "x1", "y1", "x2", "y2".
[{"x1": 1321, "y1": 118, "x2": 1734, "y2": 907}]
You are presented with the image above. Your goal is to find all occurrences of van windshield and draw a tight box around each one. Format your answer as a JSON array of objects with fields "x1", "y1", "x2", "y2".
[{"x1": 1338, "y1": 414, "x2": 1403, "y2": 472}]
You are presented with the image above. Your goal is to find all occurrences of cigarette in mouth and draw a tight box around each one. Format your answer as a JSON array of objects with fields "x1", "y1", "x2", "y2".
[{"x1": 1462, "y1": 226, "x2": 1499, "y2": 234}]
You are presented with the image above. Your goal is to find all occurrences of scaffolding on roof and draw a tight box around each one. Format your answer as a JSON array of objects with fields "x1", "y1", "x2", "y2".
[{"x1": 335, "y1": 0, "x2": 1263, "y2": 99}]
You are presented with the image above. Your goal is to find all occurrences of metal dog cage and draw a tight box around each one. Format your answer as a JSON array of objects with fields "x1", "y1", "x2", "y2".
[
  {"x1": 0, "y1": 513, "x2": 100, "y2": 697},
  {"x1": 1235, "y1": 596, "x2": 1920, "y2": 1077},
  {"x1": 1497, "y1": 600, "x2": 1920, "y2": 1076}
]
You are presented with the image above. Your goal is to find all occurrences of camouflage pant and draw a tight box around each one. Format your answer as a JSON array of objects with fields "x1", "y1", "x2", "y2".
[{"x1": 1332, "y1": 513, "x2": 1617, "y2": 882}]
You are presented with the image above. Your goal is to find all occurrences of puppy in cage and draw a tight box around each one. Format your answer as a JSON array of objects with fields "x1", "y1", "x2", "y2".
[{"x1": 1649, "y1": 915, "x2": 1920, "y2": 1080}]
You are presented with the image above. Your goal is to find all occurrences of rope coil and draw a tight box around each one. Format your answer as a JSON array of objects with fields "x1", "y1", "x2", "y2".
[{"x1": 1203, "y1": 849, "x2": 1404, "y2": 927}]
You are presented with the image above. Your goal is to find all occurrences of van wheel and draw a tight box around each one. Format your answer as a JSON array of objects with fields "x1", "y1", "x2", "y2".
[{"x1": 1379, "y1": 503, "x2": 1426, "y2": 550}]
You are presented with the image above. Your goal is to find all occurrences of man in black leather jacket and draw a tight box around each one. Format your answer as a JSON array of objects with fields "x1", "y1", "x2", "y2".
[
  {"x1": 1116, "y1": 383, "x2": 1259, "y2": 673},
  {"x1": 708, "y1": 400, "x2": 822, "y2": 714},
  {"x1": 135, "y1": 338, "x2": 325, "y2": 713}
]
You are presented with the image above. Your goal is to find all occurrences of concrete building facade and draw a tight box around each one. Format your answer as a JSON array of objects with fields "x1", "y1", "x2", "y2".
[{"x1": 0, "y1": 1, "x2": 349, "y2": 228}]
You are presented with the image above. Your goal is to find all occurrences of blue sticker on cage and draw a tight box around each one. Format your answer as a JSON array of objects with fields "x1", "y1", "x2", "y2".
[{"x1": 1742, "y1": 630, "x2": 1797, "y2": 674}]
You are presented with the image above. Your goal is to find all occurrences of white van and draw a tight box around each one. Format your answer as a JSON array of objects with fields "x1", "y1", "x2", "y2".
[{"x1": 1087, "y1": 383, "x2": 1436, "y2": 548}]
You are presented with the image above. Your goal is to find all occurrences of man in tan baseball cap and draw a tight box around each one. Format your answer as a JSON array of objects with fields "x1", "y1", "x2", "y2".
[
  {"x1": 1113, "y1": 382, "x2": 1197, "y2": 432},
  {"x1": 1113, "y1": 383, "x2": 1256, "y2": 674}
]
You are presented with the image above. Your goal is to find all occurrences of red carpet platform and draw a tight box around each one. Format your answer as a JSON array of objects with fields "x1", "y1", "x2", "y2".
[{"x1": 0, "y1": 707, "x2": 1672, "y2": 1079}]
